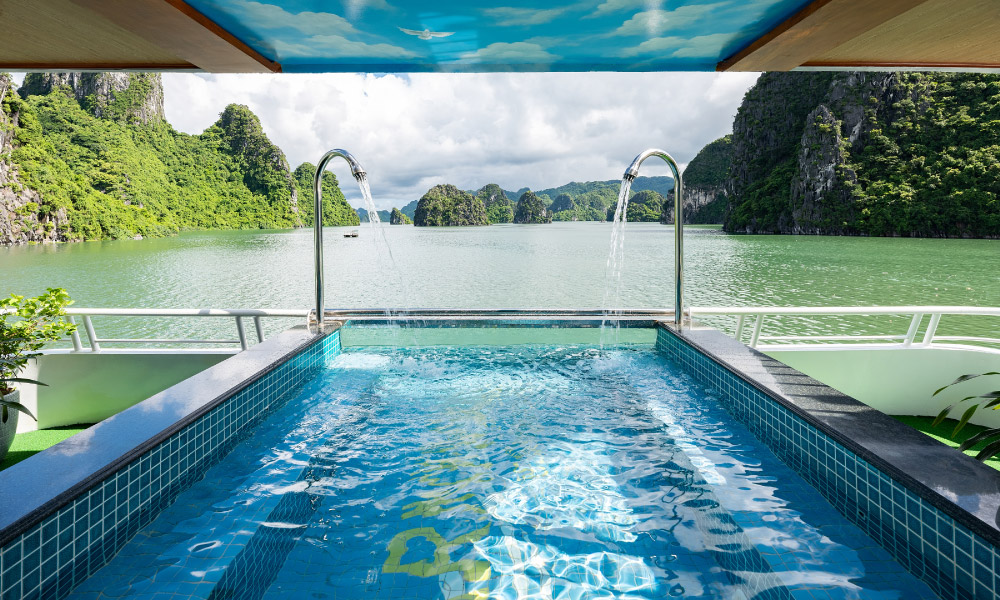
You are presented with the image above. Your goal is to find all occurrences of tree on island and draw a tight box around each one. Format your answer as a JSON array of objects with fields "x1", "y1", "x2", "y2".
[
  {"x1": 413, "y1": 184, "x2": 488, "y2": 226},
  {"x1": 605, "y1": 189, "x2": 664, "y2": 222},
  {"x1": 514, "y1": 191, "x2": 552, "y2": 224},
  {"x1": 389, "y1": 207, "x2": 412, "y2": 224},
  {"x1": 293, "y1": 163, "x2": 360, "y2": 226},
  {"x1": 477, "y1": 184, "x2": 514, "y2": 224}
]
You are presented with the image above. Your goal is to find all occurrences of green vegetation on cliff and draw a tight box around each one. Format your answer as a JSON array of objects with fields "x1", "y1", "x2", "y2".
[
  {"x1": 413, "y1": 184, "x2": 488, "y2": 226},
  {"x1": 722, "y1": 72, "x2": 1000, "y2": 237},
  {"x1": 514, "y1": 191, "x2": 552, "y2": 224},
  {"x1": 476, "y1": 184, "x2": 514, "y2": 224},
  {"x1": 1, "y1": 73, "x2": 357, "y2": 244},
  {"x1": 389, "y1": 207, "x2": 412, "y2": 224},
  {"x1": 606, "y1": 189, "x2": 663, "y2": 222},
  {"x1": 292, "y1": 163, "x2": 360, "y2": 227}
]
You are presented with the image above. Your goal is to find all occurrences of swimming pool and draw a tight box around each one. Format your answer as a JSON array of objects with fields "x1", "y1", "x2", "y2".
[
  {"x1": 1, "y1": 321, "x2": 998, "y2": 600},
  {"x1": 65, "y1": 343, "x2": 937, "y2": 599}
]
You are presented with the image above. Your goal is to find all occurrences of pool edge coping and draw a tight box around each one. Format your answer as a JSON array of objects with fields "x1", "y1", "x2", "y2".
[
  {"x1": 0, "y1": 323, "x2": 337, "y2": 547},
  {"x1": 659, "y1": 322, "x2": 1000, "y2": 548}
]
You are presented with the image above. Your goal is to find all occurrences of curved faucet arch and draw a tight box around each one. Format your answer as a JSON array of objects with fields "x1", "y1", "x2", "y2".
[
  {"x1": 313, "y1": 149, "x2": 367, "y2": 330},
  {"x1": 623, "y1": 149, "x2": 685, "y2": 327}
]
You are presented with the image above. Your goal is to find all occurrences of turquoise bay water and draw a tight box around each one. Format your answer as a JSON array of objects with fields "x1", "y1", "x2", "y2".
[
  {"x1": 1, "y1": 223, "x2": 997, "y2": 341},
  {"x1": 68, "y1": 343, "x2": 937, "y2": 599}
]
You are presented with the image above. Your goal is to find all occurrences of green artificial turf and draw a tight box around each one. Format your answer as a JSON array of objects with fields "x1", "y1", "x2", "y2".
[
  {"x1": 893, "y1": 415, "x2": 1000, "y2": 472},
  {"x1": 0, "y1": 426, "x2": 90, "y2": 471}
]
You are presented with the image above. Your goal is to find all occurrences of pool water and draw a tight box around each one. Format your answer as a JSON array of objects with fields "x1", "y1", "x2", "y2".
[{"x1": 69, "y1": 345, "x2": 939, "y2": 599}]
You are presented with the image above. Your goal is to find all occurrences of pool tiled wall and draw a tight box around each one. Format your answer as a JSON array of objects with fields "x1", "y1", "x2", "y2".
[
  {"x1": 656, "y1": 326, "x2": 1000, "y2": 600},
  {"x1": 0, "y1": 329, "x2": 341, "y2": 600}
]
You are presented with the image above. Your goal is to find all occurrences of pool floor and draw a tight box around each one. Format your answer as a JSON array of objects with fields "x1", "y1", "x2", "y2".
[{"x1": 68, "y1": 345, "x2": 939, "y2": 599}]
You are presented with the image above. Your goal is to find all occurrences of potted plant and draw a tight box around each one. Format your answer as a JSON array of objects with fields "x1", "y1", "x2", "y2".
[{"x1": 1, "y1": 288, "x2": 76, "y2": 462}]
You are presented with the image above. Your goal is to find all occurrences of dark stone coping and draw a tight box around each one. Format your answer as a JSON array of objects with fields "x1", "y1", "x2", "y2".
[
  {"x1": 664, "y1": 324, "x2": 1000, "y2": 548},
  {"x1": 0, "y1": 324, "x2": 334, "y2": 546}
]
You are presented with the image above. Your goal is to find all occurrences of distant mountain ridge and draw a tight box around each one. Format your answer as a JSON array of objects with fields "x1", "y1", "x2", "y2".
[{"x1": 393, "y1": 175, "x2": 674, "y2": 218}]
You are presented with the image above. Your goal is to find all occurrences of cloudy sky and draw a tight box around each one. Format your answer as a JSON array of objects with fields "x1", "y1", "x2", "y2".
[{"x1": 158, "y1": 72, "x2": 758, "y2": 210}]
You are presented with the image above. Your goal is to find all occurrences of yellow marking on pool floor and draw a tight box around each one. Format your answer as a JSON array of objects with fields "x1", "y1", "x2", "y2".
[
  {"x1": 402, "y1": 494, "x2": 485, "y2": 519},
  {"x1": 383, "y1": 525, "x2": 492, "y2": 582}
]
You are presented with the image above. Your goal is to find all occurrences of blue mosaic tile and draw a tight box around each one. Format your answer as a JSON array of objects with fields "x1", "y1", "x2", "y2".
[
  {"x1": 0, "y1": 330, "x2": 342, "y2": 600},
  {"x1": 656, "y1": 326, "x2": 1000, "y2": 600}
]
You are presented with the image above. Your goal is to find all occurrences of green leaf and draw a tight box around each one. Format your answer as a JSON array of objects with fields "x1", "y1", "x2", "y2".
[
  {"x1": 0, "y1": 377, "x2": 48, "y2": 387},
  {"x1": 958, "y1": 428, "x2": 1000, "y2": 452},
  {"x1": 0, "y1": 400, "x2": 36, "y2": 420},
  {"x1": 975, "y1": 439, "x2": 1000, "y2": 462},
  {"x1": 935, "y1": 372, "x2": 1000, "y2": 395},
  {"x1": 953, "y1": 404, "x2": 980, "y2": 436},
  {"x1": 933, "y1": 405, "x2": 954, "y2": 427}
]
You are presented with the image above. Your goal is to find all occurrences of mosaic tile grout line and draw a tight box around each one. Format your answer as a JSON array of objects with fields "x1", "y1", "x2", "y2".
[
  {"x1": 0, "y1": 327, "x2": 343, "y2": 600},
  {"x1": 656, "y1": 325, "x2": 1000, "y2": 600}
]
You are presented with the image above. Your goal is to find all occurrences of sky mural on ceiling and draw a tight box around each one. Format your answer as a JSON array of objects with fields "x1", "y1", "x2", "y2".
[{"x1": 185, "y1": 0, "x2": 813, "y2": 72}]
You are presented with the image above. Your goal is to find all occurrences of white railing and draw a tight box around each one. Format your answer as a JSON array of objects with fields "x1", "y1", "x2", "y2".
[
  {"x1": 60, "y1": 308, "x2": 309, "y2": 352},
  {"x1": 688, "y1": 306, "x2": 1000, "y2": 352},
  {"x1": 10, "y1": 305, "x2": 998, "y2": 354}
]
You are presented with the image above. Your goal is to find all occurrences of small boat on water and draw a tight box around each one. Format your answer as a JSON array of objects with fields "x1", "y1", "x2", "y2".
[{"x1": 343, "y1": 230, "x2": 359, "y2": 238}]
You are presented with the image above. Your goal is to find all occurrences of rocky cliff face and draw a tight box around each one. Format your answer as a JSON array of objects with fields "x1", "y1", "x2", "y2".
[
  {"x1": 0, "y1": 74, "x2": 66, "y2": 244},
  {"x1": 720, "y1": 71, "x2": 999, "y2": 237},
  {"x1": 19, "y1": 72, "x2": 165, "y2": 125},
  {"x1": 663, "y1": 135, "x2": 732, "y2": 225}
]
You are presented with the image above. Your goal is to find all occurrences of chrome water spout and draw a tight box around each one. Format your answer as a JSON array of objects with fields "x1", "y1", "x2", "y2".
[
  {"x1": 314, "y1": 149, "x2": 367, "y2": 330},
  {"x1": 623, "y1": 148, "x2": 685, "y2": 327}
]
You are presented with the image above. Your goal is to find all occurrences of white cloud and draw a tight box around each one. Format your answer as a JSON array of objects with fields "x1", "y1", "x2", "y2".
[
  {"x1": 232, "y1": 1, "x2": 358, "y2": 37},
  {"x1": 460, "y1": 43, "x2": 560, "y2": 64},
  {"x1": 274, "y1": 36, "x2": 416, "y2": 59},
  {"x1": 590, "y1": 0, "x2": 654, "y2": 18},
  {"x1": 621, "y1": 32, "x2": 736, "y2": 58},
  {"x1": 671, "y1": 33, "x2": 738, "y2": 58},
  {"x1": 483, "y1": 7, "x2": 567, "y2": 26},
  {"x1": 162, "y1": 72, "x2": 758, "y2": 210},
  {"x1": 341, "y1": 0, "x2": 393, "y2": 21},
  {"x1": 611, "y1": 5, "x2": 721, "y2": 37}
]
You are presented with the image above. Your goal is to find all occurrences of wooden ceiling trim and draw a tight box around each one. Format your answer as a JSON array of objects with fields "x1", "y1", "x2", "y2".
[
  {"x1": 0, "y1": 0, "x2": 189, "y2": 67},
  {"x1": 0, "y1": 63, "x2": 196, "y2": 71},
  {"x1": 717, "y1": 0, "x2": 930, "y2": 72},
  {"x1": 811, "y1": 0, "x2": 1000, "y2": 67},
  {"x1": 71, "y1": 0, "x2": 280, "y2": 73}
]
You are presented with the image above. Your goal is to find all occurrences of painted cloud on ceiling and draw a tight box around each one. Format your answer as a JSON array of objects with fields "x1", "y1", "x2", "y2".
[{"x1": 186, "y1": 0, "x2": 813, "y2": 71}]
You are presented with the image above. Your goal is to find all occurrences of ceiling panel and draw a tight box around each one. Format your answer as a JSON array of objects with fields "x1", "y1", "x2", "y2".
[
  {"x1": 808, "y1": 0, "x2": 1000, "y2": 69},
  {"x1": 0, "y1": 0, "x2": 191, "y2": 69},
  {"x1": 181, "y1": 0, "x2": 814, "y2": 72}
]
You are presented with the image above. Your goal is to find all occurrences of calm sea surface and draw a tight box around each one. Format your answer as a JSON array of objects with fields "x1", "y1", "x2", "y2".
[{"x1": 1, "y1": 223, "x2": 997, "y2": 341}]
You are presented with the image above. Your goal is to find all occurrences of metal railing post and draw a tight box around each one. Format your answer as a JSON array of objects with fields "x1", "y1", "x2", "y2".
[
  {"x1": 735, "y1": 315, "x2": 746, "y2": 342},
  {"x1": 750, "y1": 314, "x2": 764, "y2": 348},
  {"x1": 235, "y1": 317, "x2": 248, "y2": 351},
  {"x1": 921, "y1": 313, "x2": 941, "y2": 346},
  {"x1": 82, "y1": 316, "x2": 101, "y2": 352},
  {"x1": 903, "y1": 313, "x2": 924, "y2": 347},
  {"x1": 67, "y1": 315, "x2": 83, "y2": 352},
  {"x1": 254, "y1": 316, "x2": 265, "y2": 343}
]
